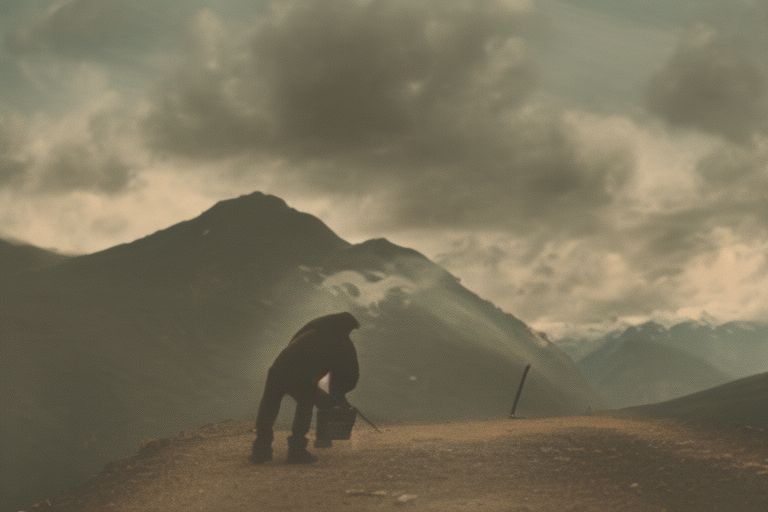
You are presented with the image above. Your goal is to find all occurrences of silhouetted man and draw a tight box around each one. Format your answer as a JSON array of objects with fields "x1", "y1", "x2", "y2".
[{"x1": 250, "y1": 312, "x2": 360, "y2": 464}]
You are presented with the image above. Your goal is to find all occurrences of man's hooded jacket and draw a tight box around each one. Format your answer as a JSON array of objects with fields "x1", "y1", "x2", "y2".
[{"x1": 269, "y1": 312, "x2": 360, "y2": 399}]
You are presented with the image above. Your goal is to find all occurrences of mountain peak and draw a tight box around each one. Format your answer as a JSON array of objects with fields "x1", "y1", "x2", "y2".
[
  {"x1": 670, "y1": 319, "x2": 716, "y2": 332},
  {"x1": 356, "y1": 237, "x2": 422, "y2": 258},
  {"x1": 195, "y1": 191, "x2": 347, "y2": 248},
  {"x1": 63, "y1": 191, "x2": 348, "y2": 282},
  {"x1": 624, "y1": 321, "x2": 667, "y2": 338},
  {"x1": 201, "y1": 191, "x2": 290, "y2": 219},
  {"x1": 334, "y1": 237, "x2": 454, "y2": 283}
]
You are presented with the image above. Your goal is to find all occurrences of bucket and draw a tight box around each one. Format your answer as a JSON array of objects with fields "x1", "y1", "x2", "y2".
[{"x1": 316, "y1": 405, "x2": 357, "y2": 440}]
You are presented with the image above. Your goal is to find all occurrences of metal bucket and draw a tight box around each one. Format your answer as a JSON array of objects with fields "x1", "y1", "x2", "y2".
[{"x1": 316, "y1": 405, "x2": 357, "y2": 440}]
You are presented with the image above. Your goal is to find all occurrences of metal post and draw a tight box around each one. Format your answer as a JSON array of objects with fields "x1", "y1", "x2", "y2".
[{"x1": 509, "y1": 364, "x2": 531, "y2": 418}]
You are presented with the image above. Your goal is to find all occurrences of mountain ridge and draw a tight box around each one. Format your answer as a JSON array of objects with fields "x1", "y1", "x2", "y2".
[
  {"x1": 621, "y1": 371, "x2": 768, "y2": 426},
  {"x1": 0, "y1": 190, "x2": 596, "y2": 511},
  {"x1": 0, "y1": 237, "x2": 71, "y2": 278},
  {"x1": 560, "y1": 319, "x2": 768, "y2": 408}
]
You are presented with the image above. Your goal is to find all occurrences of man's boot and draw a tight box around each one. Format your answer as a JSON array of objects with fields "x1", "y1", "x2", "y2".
[
  {"x1": 250, "y1": 439, "x2": 273, "y2": 464},
  {"x1": 286, "y1": 436, "x2": 318, "y2": 464}
]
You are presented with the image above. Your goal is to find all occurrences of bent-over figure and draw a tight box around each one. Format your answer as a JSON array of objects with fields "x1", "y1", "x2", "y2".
[{"x1": 250, "y1": 312, "x2": 360, "y2": 464}]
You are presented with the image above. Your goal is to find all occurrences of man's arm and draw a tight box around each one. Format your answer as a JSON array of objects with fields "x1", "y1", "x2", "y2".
[{"x1": 329, "y1": 340, "x2": 359, "y2": 400}]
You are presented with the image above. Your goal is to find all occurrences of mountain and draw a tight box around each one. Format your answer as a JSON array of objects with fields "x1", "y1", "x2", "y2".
[
  {"x1": 665, "y1": 320, "x2": 768, "y2": 378},
  {"x1": 579, "y1": 323, "x2": 729, "y2": 408},
  {"x1": 0, "y1": 192, "x2": 596, "y2": 511},
  {"x1": 578, "y1": 322, "x2": 730, "y2": 408},
  {"x1": 554, "y1": 335, "x2": 606, "y2": 361},
  {"x1": 0, "y1": 238, "x2": 70, "y2": 278},
  {"x1": 563, "y1": 321, "x2": 768, "y2": 408},
  {"x1": 623, "y1": 372, "x2": 768, "y2": 427}
]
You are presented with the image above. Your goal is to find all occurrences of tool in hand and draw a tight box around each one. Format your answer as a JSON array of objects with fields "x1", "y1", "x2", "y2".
[{"x1": 352, "y1": 406, "x2": 382, "y2": 433}]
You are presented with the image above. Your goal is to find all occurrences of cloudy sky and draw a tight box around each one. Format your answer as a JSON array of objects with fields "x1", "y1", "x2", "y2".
[{"x1": 1, "y1": 0, "x2": 767, "y2": 337}]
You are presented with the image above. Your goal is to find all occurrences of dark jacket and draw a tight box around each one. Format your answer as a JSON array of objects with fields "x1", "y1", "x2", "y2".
[{"x1": 269, "y1": 313, "x2": 360, "y2": 399}]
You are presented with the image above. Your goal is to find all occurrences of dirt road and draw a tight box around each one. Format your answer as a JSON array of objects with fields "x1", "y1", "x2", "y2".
[{"x1": 39, "y1": 417, "x2": 768, "y2": 512}]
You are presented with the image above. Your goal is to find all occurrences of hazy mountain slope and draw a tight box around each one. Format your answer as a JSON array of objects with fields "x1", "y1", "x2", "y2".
[
  {"x1": 0, "y1": 192, "x2": 596, "y2": 511},
  {"x1": 554, "y1": 335, "x2": 606, "y2": 361},
  {"x1": 0, "y1": 238, "x2": 70, "y2": 277},
  {"x1": 580, "y1": 322, "x2": 730, "y2": 408},
  {"x1": 293, "y1": 238, "x2": 595, "y2": 420},
  {"x1": 623, "y1": 372, "x2": 768, "y2": 426},
  {"x1": 566, "y1": 320, "x2": 768, "y2": 409},
  {"x1": 666, "y1": 321, "x2": 768, "y2": 378}
]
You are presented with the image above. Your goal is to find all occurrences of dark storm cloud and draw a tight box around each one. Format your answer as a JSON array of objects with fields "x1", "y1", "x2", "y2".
[
  {"x1": 648, "y1": 35, "x2": 768, "y2": 143},
  {"x1": 147, "y1": 0, "x2": 538, "y2": 156},
  {"x1": 647, "y1": 20, "x2": 768, "y2": 143},
  {"x1": 637, "y1": 1, "x2": 768, "y2": 292},
  {"x1": 145, "y1": 0, "x2": 631, "y2": 233},
  {"x1": 382, "y1": 110, "x2": 633, "y2": 232},
  {"x1": 2, "y1": 0, "x2": 766, "y2": 331}
]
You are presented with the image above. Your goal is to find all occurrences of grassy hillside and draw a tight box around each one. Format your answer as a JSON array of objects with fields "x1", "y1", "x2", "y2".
[{"x1": 623, "y1": 372, "x2": 768, "y2": 426}]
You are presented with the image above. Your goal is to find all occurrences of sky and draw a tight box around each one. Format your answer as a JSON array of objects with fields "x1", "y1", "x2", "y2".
[{"x1": 1, "y1": 0, "x2": 767, "y2": 337}]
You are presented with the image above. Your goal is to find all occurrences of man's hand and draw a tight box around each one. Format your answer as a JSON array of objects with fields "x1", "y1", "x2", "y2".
[{"x1": 331, "y1": 393, "x2": 350, "y2": 407}]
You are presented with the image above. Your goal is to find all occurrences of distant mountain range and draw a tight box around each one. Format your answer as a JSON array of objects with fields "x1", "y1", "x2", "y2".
[
  {"x1": 558, "y1": 321, "x2": 768, "y2": 408},
  {"x1": 0, "y1": 192, "x2": 596, "y2": 511}
]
